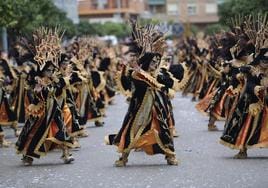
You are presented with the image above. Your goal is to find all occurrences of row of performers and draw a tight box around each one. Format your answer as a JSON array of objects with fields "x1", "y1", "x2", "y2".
[
  {"x1": 0, "y1": 24, "x2": 186, "y2": 167},
  {"x1": 0, "y1": 34, "x2": 119, "y2": 164},
  {"x1": 178, "y1": 15, "x2": 268, "y2": 159},
  {"x1": 0, "y1": 21, "x2": 190, "y2": 166},
  {"x1": 3, "y1": 15, "x2": 266, "y2": 166}
]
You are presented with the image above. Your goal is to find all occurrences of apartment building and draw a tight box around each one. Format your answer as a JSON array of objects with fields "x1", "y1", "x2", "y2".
[
  {"x1": 78, "y1": 0, "x2": 147, "y2": 23},
  {"x1": 148, "y1": 0, "x2": 219, "y2": 27}
]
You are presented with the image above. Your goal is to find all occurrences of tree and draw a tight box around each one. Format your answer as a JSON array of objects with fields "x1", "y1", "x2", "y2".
[
  {"x1": 77, "y1": 21, "x2": 97, "y2": 36},
  {"x1": 101, "y1": 22, "x2": 130, "y2": 38},
  {"x1": 0, "y1": 0, "x2": 76, "y2": 44},
  {"x1": 219, "y1": 0, "x2": 268, "y2": 25},
  {"x1": 140, "y1": 18, "x2": 160, "y2": 26},
  {"x1": 77, "y1": 21, "x2": 131, "y2": 38},
  {"x1": 204, "y1": 24, "x2": 228, "y2": 35}
]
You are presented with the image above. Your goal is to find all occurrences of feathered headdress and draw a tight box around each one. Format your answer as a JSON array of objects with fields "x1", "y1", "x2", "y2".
[
  {"x1": 71, "y1": 36, "x2": 95, "y2": 62},
  {"x1": 19, "y1": 26, "x2": 64, "y2": 71},
  {"x1": 130, "y1": 20, "x2": 166, "y2": 58},
  {"x1": 244, "y1": 13, "x2": 268, "y2": 56},
  {"x1": 33, "y1": 27, "x2": 64, "y2": 70}
]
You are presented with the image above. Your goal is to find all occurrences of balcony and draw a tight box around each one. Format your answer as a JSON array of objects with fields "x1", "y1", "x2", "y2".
[
  {"x1": 78, "y1": 0, "x2": 141, "y2": 18},
  {"x1": 78, "y1": 0, "x2": 139, "y2": 16},
  {"x1": 148, "y1": 0, "x2": 165, "y2": 5},
  {"x1": 79, "y1": 8, "x2": 138, "y2": 16}
]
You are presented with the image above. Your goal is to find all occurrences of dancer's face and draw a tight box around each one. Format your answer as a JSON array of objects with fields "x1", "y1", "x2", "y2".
[
  {"x1": 148, "y1": 55, "x2": 161, "y2": 72},
  {"x1": 127, "y1": 53, "x2": 138, "y2": 68},
  {"x1": 259, "y1": 51, "x2": 268, "y2": 69},
  {"x1": 44, "y1": 65, "x2": 54, "y2": 78},
  {"x1": 127, "y1": 52, "x2": 136, "y2": 62},
  {"x1": 223, "y1": 64, "x2": 230, "y2": 73}
]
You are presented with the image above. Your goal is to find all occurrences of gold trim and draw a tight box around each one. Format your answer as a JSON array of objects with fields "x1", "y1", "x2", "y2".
[
  {"x1": 96, "y1": 71, "x2": 106, "y2": 92},
  {"x1": 130, "y1": 89, "x2": 152, "y2": 142},
  {"x1": 45, "y1": 137, "x2": 74, "y2": 148},
  {"x1": 211, "y1": 112, "x2": 226, "y2": 121},
  {"x1": 219, "y1": 139, "x2": 242, "y2": 150},
  {"x1": 220, "y1": 139, "x2": 268, "y2": 150},
  {"x1": 168, "y1": 89, "x2": 175, "y2": 99},
  {"x1": 247, "y1": 142, "x2": 268, "y2": 149},
  {"x1": 33, "y1": 124, "x2": 50, "y2": 156},
  {"x1": 87, "y1": 116, "x2": 103, "y2": 122},
  {"x1": 207, "y1": 63, "x2": 221, "y2": 78},
  {"x1": 118, "y1": 90, "x2": 153, "y2": 153},
  {"x1": 153, "y1": 130, "x2": 175, "y2": 155},
  {"x1": 63, "y1": 77, "x2": 70, "y2": 88},
  {"x1": 248, "y1": 101, "x2": 263, "y2": 117},
  {"x1": 69, "y1": 129, "x2": 85, "y2": 138},
  {"x1": 132, "y1": 70, "x2": 164, "y2": 90},
  {"x1": 17, "y1": 76, "x2": 25, "y2": 118}
]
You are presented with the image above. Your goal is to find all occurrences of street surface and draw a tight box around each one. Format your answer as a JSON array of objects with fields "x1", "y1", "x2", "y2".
[{"x1": 0, "y1": 94, "x2": 268, "y2": 188}]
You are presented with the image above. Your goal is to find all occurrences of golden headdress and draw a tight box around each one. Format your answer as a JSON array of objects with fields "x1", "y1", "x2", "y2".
[
  {"x1": 244, "y1": 13, "x2": 268, "y2": 55},
  {"x1": 33, "y1": 27, "x2": 64, "y2": 70},
  {"x1": 69, "y1": 36, "x2": 95, "y2": 63},
  {"x1": 77, "y1": 37, "x2": 95, "y2": 61},
  {"x1": 130, "y1": 20, "x2": 166, "y2": 58}
]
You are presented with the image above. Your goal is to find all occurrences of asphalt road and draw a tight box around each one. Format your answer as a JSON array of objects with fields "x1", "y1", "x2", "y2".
[{"x1": 0, "y1": 94, "x2": 268, "y2": 188}]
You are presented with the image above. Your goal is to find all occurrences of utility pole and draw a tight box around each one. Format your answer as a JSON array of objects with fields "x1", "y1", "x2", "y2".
[{"x1": 1, "y1": 27, "x2": 8, "y2": 55}]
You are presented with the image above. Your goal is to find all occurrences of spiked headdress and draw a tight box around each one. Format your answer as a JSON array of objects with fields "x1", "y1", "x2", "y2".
[
  {"x1": 19, "y1": 27, "x2": 64, "y2": 71},
  {"x1": 33, "y1": 27, "x2": 64, "y2": 70},
  {"x1": 244, "y1": 13, "x2": 268, "y2": 57},
  {"x1": 130, "y1": 20, "x2": 166, "y2": 58}
]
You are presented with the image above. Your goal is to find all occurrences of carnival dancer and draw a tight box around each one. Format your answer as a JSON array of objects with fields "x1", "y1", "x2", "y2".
[
  {"x1": 11, "y1": 43, "x2": 36, "y2": 124},
  {"x1": 220, "y1": 15, "x2": 268, "y2": 158},
  {"x1": 0, "y1": 58, "x2": 19, "y2": 147},
  {"x1": 105, "y1": 21, "x2": 179, "y2": 167},
  {"x1": 58, "y1": 53, "x2": 85, "y2": 148},
  {"x1": 204, "y1": 32, "x2": 239, "y2": 131},
  {"x1": 16, "y1": 27, "x2": 75, "y2": 165},
  {"x1": 195, "y1": 38, "x2": 222, "y2": 116},
  {"x1": 98, "y1": 57, "x2": 116, "y2": 106},
  {"x1": 70, "y1": 38, "x2": 104, "y2": 129}
]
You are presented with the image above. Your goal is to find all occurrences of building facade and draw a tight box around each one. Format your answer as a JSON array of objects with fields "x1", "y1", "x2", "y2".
[
  {"x1": 78, "y1": 0, "x2": 147, "y2": 23},
  {"x1": 147, "y1": 0, "x2": 219, "y2": 27},
  {"x1": 78, "y1": 0, "x2": 220, "y2": 31}
]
